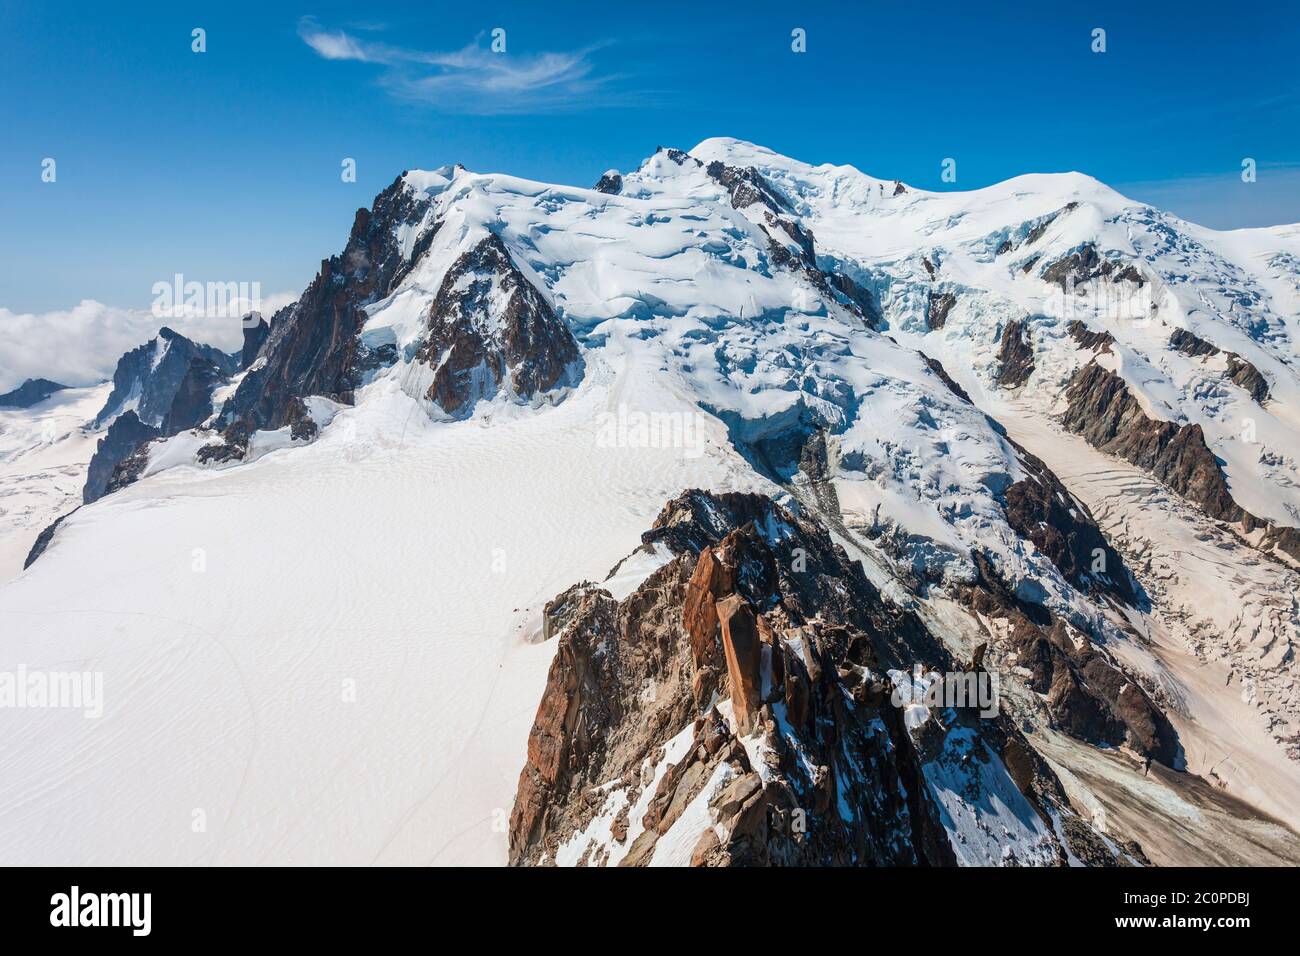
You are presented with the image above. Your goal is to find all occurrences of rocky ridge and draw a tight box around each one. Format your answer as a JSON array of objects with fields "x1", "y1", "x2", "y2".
[{"x1": 509, "y1": 489, "x2": 1146, "y2": 867}]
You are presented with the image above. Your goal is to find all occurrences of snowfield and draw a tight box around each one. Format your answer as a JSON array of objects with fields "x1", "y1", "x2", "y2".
[
  {"x1": 0, "y1": 348, "x2": 765, "y2": 864},
  {"x1": 0, "y1": 384, "x2": 110, "y2": 581},
  {"x1": 2, "y1": 137, "x2": 1299, "y2": 865}
]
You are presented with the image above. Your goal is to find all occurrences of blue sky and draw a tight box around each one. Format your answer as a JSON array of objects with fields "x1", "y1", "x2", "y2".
[{"x1": 2, "y1": 0, "x2": 1299, "y2": 315}]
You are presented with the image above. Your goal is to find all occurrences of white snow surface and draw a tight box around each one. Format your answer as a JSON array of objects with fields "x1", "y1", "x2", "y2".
[
  {"x1": 2, "y1": 138, "x2": 1299, "y2": 864},
  {"x1": 0, "y1": 384, "x2": 110, "y2": 582}
]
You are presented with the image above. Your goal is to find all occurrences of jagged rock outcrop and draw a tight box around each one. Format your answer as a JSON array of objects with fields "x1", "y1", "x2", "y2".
[
  {"x1": 700, "y1": 157, "x2": 884, "y2": 329},
  {"x1": 94, "y1": 327, "x2": 237, "y2": 429},
  {"x1": 920, "y1": 352, "x2": 975, "y2": 405},
  {"x1": 593, "y1": 171, "x2": 622, "y2": 195},
  {"x1": 84, "y1": 329, "x2": 240, "y2": 503},
  {"x1": 221, "y1": 172, "x2": 440, "y2": 430},
  {"x1": 926, "y1": 291, "x2": 956, "y2": 330},
  {"x1": 0, "y1": 378, "x2": 68, "y2": 408},
  {"x1": 914, "y1": 352, "x2": 1139, "y2": 603},
  {"x1": 283, "y1": 397, "x2": 318, "y2": 442},
  {"x1": 240, "y1": 314, "x2": 271, "y2": 369},
  {"x1": 160, "y1": 357, "x2": 226, "y2": 435},
  {"x1": 1040, "y1": 243, "x2": 1144, "y2": 289},
  {"x1": 1063, "y1": 362, "x2": 1239, "y2": 522},
  {"x1": 414, "y1": 233, "x2": 583, "y2": 415},
  {"x1": 1067, "y1": 319, "x2": 1114, "y2": 353},
  {"x1": 103, "y1": 439, "x2": 154, "y2": 499},
  {"x1": 827, "y1": 272, "x2": 885, "y2": 328},
  {"x1": 1226, "y1": 354, "x2": 1270, "y2": 403},
  {"x1": 83, "y1": 411, "x2": 159, "y2": 504},
  {"x1": 995, "y1": 319, "x2": 1034, "y2": 388},
  {"x1": 510, "y1": 490, "x2": 1137, "y2": 867},
  {"x1": 1002, "y1": 445, "x2": 1140, "y2": 606},
  {"x1": 23, "y1": 507, "x2": 80, "y2": 569},
  {"x1": 704, "y1": 160, "x2": 791, "y2": 213},
  {"x1": 1169, "y1": 328, "x2": 1270, "y2": 402},
  {"x1": 1168, "y1": 327, "x2": 1220, "y2": 358},
  {"x1": 961, "y1": 554, "x2": 1176, "y2": 764},
  {"x1": 196, "y1": 418, "x2": 252, "y2": 464},
  {"x1": 1019, "y1": 203, "x2": 1077, "y2": 248},
  {"x1": 34, "y1": 342, "x2": 235, "y2": 550},
  {"x1": 1061, "y1": 361, "x2": 1297, "y2": 561}
]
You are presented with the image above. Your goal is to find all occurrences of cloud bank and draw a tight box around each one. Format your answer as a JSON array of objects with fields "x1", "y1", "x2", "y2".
[{"x1": 0, "y1": 295, "x2": 295, "y2": 393}]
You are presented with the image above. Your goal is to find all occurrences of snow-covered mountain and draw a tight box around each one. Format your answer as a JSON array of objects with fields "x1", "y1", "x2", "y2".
[{"x1": 2, "y1": 139, "x2": 1299, "y2": 866}]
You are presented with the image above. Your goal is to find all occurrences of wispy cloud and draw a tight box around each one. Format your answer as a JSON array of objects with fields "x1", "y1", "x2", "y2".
[{"x1": 297, "y1": 17, "x2": 614, "y2": 114}]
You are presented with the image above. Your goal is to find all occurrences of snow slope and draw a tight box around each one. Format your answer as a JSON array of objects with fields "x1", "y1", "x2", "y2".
[
  {"x1": 2, "y1": 138, "x2": 1298, "y2": 865},
  {"x1": 0, "y1": 341, "x2": 768, "y2": 864},
  {"x1": 0, "y1": 384, "x2": 110, "y2": 581}
]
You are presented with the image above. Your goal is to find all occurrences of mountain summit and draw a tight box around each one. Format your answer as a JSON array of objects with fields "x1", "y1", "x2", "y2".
[{"x1": 2, "y1": 139, "x2": 1298, "y2": 867}]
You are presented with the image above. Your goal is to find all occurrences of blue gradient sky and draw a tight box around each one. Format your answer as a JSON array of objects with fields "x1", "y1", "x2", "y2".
[{"x1": 2, "y1": 0, "x2": 1298, "y2": 312}]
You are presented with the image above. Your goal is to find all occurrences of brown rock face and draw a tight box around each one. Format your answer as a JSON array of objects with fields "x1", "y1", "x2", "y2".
[
  {"x1": 509, "y1": 489, "x2": 1135, "y2": 868},
  {"x1": 1225, "y1": 354, "x2": 1270, "y2": 403},
  {"x1": 1060, "y1": 361, "x2": 1300, "y2": 564},
  {"x1": 1062, "y1": 362, "x2": 1238, "y2": 523},
  {"x1": 704, "y1": 160, "x2": 791, "y2": 213},
  {"x1": 1169, "y1": 327, "x2": 1220, "y2": 358},
  {"x1": 1002, "y1": 443, "x2": 1139, "y2": 606},
  {"x1": 415, "y1": 234, "x2": 582, "y2": 416},
  {"x1": 222, "y1": 173, "x2": 438, "y2": 431},
  {"x1": 1061, "y1": 362, "x2": 1298, "y2": 562},
  {"x1": 1066, "y1": 319, "x2": 1114, "y2": 353},
  {"x1": 961, "y1": 554, "x2": 1177, "y2": 764},
  {"x1": 1170, "y1": 329, "x2": 1270, "y2": 403},
  {"x1": 682, "y1": 549, "x2": 727, "y2": 670},
  {"x1": 995, "y1": 319, "x2": 1034, "y2": 388},
  {"x1": 716, "y1": 594, "x2": 762, "y2": 731},
  {"x1": 1040, "y1": 243, "x2": 1144, "y2": 289}
]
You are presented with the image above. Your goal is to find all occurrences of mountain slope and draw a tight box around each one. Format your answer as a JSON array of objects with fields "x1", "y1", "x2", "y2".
[{"x1": 2, "y1": 139, "x2": 1298, "y2": 866}]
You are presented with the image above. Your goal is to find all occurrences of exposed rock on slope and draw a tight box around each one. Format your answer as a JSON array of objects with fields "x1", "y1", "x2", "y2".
[
  {"x1": 926, "y1": 291, "x2": 956, "y2": 330},
  {"x1": 509, "y1": 489, "x2": 1137, "y2": 867},
  {"x1": 1040, "y1": 243, "x2": 1144, "y2": 290},
  {"x1": 704, "y1": 159, "x2": 791, "y2": 213},
  {"x1": 161, "y1": 356, "x2": 228, "y2": 435},
  {"x1": 414, "y1": 233, "x2": 583, "y2": 415},
  {"x1": 1001, "y1": 444, "x2": 1140, "y2": 606},
  {"x1": 1169, "y1": 328, "x2": 1270, "y2": 402},
  {"x1": 0, "y1": 378, "x2": 68, "y2": 408},
  {"x1": 995, "y1": 319, "x2": 1034, "y2": 388},
  {"x1": 593, "y1": 170, "x2": 622, "y2": 194},
  {"x1": 1226, "y1": 354, "x2": 1270, "y2": 403},
  {"x1": 1066, "y1": 319, "x2": 1114, "y2": 353},
  {"x1": 22, "y1": 506, "x2": 80, "y2": 569},
  {"x1": 83, "y1": 410, "x2": 159, "y2": 504},
  {"x1": 81, "y1": 329, "x2": 238, "y2": 506},
  {"x1": 1168, "y1": 327, "x2": 1221, "y2": 359},
  {"x1": 240, "y1": 314, "x2": 271, "y2": 369},
  {"x1": 221, "y1": 172, "x2": 439, "y2": 430},
  {"x1": 961, "y1": 555, "x2": 1176, "y2": 763},
  {"x1": 1061, "y1": 361, "x2": 1297, "y2": 561},
  {"x1": 94, "y1": 327, "x2": 236, "y2": 429}
]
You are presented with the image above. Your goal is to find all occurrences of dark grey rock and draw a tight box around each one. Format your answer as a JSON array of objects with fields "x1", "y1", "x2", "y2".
[
  {"x1": 84, "y1": 410, "x2": 159, "y2": 503},
  {"x1": 0, "y1": 378, "x2": 69, "y2": 408}
]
